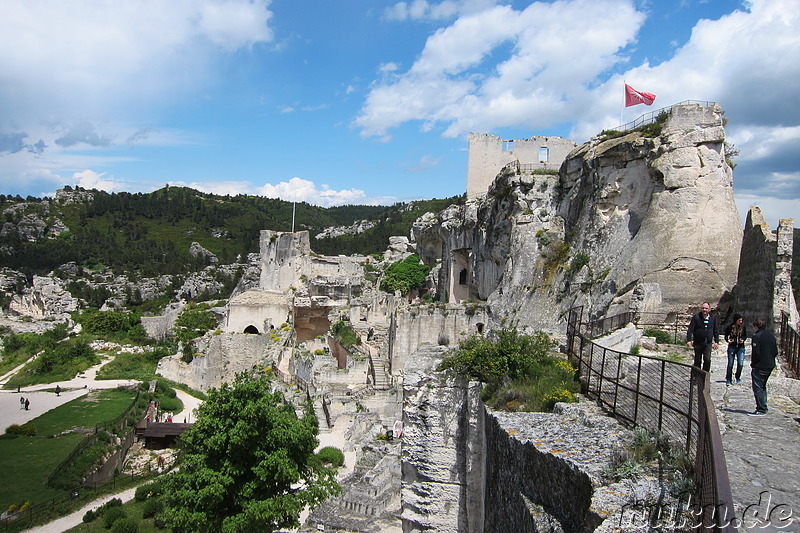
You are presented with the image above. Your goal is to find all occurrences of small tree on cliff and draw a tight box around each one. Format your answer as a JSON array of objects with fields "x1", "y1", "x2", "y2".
[
  {"x1": 158, "y1": 373, "x2": 340, "y2": 532},
  {"x1": 380, "y1": 254, "x2": 430, "y2": 295}
]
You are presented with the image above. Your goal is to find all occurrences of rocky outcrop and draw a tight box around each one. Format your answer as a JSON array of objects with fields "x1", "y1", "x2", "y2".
[
  {"x1": 402, "y1": 345, "x2": 485, "y2": 533},
  {"x1": 9, "y1": 275, "x2": 79, "y2": 318},
  {"x1": 189, "y1": 241, "x2": 218, "y2": 264},
  {"x1": 315, "y1": 220, "x2": 378, "y2": 239},
  {"x1": 414, "y1": 103, "x2": 743, "y2": 332}
]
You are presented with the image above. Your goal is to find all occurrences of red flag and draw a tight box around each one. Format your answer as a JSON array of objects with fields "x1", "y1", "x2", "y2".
[{"x1": 624, "y1": 83, "x2": 656, "y2": 107}]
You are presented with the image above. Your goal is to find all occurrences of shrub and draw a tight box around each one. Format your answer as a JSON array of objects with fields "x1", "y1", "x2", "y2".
[
  {"x1": 438, "y1": 327, "x2": 554, "y2": 384},
  {"x1": 83, "y1": 510, "x2": 96, "y2": 523},
  {"x1": 135, "y1": 483, "x2": 154, "y2": 502},
  {"x1": 317, "y1": 446, "x2": 345, "y2": 468},
  {"x1": 102, "y1": 506, "x2": 127, "y2": 529},
  {"x1": 6, "y1": 423, "x2": 37, "y2": 436},
  {"x1": 110, "y1": 517, "x2": 139, "y2": 533},
  {"x1": 643, "y1": 328, "x2": 673, "y2": 345},
  {"x1": 135, "y1": 480, "x2": 164, "y2": 502},
  {"x1": 142, "y1": 497, "x2": 163, "y2": 518},
  {"x1": 331, "y1": 321, "x2": 360, "y2": 350},
  {"x1": 569, "y1": 253, "x2": 590, "y2": 272}
]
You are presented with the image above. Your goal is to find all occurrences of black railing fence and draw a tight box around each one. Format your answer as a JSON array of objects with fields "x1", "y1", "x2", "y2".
[
  {"x1": 780, "y1": 311, "x2": 800, "y2": 379},
  {"x1": 566, "y1": 306, "x2": 735, "y2": 531},
  {"x1": 612, "y1": 100, "x2": 717, "y2": 133}
]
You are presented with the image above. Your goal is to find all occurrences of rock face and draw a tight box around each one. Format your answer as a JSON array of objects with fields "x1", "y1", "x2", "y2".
[
  {"x1": 9, "y1": 275, "x2": 79, "y2": 318},
  {"x1": 189, "y1": 241, "x2": 218, "y2": 264},
  {"x1": 315, "y1": 220, "x2": 378, "y2": 239},
  {"x1": 414, "y1": 103, "x2": 743, "y2": 331}
]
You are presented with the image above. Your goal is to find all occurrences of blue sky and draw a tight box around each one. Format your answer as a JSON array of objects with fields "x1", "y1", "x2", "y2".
[{"x1": 0, "y1": 0, "x2": 798, "y2": 228}]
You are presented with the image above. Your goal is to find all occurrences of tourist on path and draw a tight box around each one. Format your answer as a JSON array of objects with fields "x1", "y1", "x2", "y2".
[
  {"x1": 749, "y1": 317, "x2": 778, "y2": 417},
  {"x1": 24, "y1": 398, "x2": 30, "y2": 411},
  {"x1": 724, "y1": 313, "x2": 747, "y2": 385},
  {"x1": 686, "y1": 302, "x2": 719, "y2": 372},
  {"x1": 20, "y1": 396, "x2": 25, "y2": 410}
]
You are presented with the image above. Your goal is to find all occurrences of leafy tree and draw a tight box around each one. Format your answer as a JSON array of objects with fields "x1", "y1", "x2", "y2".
[
  {"x1": 380, "y1": 254, "x2": 430, "y2": 294},
  {"x1": 331, "y1": 320, "x2": 360, "y2": 349},
  {"x1": 172, "y1": 304, "x2": 219, "y2": 344},
  {"x1": 159, "y1": 373, "x2": 340, "y2": 532}
]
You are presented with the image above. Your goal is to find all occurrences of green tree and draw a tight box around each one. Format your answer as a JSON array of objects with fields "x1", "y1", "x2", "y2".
[
  {"x1": 379, "y1": 254, "x2": 430, "y2": 294},
  {"x1": 172, "y1": 304, "x2": 219, "y2": 344},
  {"x1": 159, "y1": 373, "x2": 340, "y2": 532}
]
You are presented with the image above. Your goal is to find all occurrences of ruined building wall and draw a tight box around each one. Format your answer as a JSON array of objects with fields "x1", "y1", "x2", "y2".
[
  {"x1": 389, "y1": 306, "x2": 489, "y2": 373},
  {"x1": 733, "y1": 207, "x2": 798, "y2": 331},
  {"x1": 467, "y1": 133, "x2": 577, "y2": 198}
]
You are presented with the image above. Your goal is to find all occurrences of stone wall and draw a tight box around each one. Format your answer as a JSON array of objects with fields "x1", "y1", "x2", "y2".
[
  {"x1": 157, "y1": 332, "x2": 274, "y2": 391},
  {"x1": 733, "y1": 207, "x2": 798, "y2": 331},
  {"x1": 224, "y1": 289, "x2": 290, "y2": 333},
  {"x1": 389, "y1": 305, "x2": 489, "y2": 373},
  {"x1": 401, "y1": 345, "x2": 644, "y2": 533},
  {"x1": 467, "y1": 133, "x2": 577, "y2": 198},
  {"x1": 401, "y1": 345, "x2": 485, "y2": 533}
]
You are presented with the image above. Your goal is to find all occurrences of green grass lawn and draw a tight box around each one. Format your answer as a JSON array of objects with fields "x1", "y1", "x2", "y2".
[
  {"x1": 0, "y1": 388, "x2": 138, "y2": 510},
  {"x1": 2, "y1": 354, "x2": 100, "y2": 390}
]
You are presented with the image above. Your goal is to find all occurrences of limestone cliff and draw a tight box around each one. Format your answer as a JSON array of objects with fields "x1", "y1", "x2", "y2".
[{"x1": 415, "y1": 103, "x2": 742, "y2": 330}]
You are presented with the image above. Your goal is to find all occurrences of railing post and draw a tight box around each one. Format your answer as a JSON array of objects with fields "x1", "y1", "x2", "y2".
[
  {"x1": 613, "y1": 350, "x2": 621, "y2": 413},
  {"x1": 658, "y1": 359, "x2": 666, "y2": 433},
  {"x1": 633, "y1": 356, "x2": 642, "y2": 426}
]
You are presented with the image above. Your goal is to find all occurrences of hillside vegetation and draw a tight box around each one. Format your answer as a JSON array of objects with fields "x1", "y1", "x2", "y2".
[{"x1": 0, "y1": 186, "x2": 462, "y2": 278}]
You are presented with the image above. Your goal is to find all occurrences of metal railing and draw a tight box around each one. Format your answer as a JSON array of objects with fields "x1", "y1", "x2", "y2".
[
  {"x1": 779, "y1": 311, "x2": 800, "y2": 379},
  {"x1": 566, "y1": 306, "x2": 735, "y2": 531},
  {"x1": 612, "y1": 100, "x2": 717, "y2": 133}
]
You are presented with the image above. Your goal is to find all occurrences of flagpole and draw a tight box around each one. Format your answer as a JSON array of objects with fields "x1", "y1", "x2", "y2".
[{"x1": 620, "y1": 81, "x2": 625, "y2": 127}]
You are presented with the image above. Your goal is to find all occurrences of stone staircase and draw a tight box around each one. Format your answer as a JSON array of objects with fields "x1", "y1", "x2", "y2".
[{"x1": 361, "y1": 325, "x2": 392, "y2": 390}]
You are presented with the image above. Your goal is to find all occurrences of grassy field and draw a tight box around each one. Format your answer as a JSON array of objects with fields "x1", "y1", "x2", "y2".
[{"x1": 0, "y1": 388, "x2": 138, "y2": 510}]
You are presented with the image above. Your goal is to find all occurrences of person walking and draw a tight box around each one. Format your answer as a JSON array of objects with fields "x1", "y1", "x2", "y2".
[
  {"x1": 19, "y1": 397, "x2": 25, "y2": 410},
  {"x1": 24, "y1": 398, "x2": 30, "y2": 411},
  {"x1": 724, "y1": 313, "x2": 747, "y2": 385},
  {"x1": 686, "y1": 302, "x2": 719, "y2": 372},
  {"x1": 749, "y1": 317, "x2": 778, "y2": 417}
]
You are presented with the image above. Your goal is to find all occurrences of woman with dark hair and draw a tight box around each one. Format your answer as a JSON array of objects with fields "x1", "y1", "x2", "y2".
[{"x1": 724, "y1": 313, "x2": 747, "y2": 385}]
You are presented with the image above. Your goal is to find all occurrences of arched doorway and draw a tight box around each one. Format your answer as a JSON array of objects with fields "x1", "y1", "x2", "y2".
[{"x1": 243, "y1": 325, "x2": 260, "y2": 334}]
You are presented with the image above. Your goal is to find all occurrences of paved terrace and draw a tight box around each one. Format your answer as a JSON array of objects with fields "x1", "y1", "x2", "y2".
[{"x1": 708, "y1": 344, "x2": 800, "y2": 532}]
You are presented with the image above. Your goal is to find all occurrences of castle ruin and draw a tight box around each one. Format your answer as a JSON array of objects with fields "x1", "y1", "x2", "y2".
[{"x1": 466, "y1": 132, "x2": 577, "y2": 198}]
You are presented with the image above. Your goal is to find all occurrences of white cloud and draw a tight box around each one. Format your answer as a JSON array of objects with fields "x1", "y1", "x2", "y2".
[
  {"x1": 357, "y1": 0, "x2": 644, "y2": 138},
  {"x1": 0, "y1": 0, "x2": 275, "y2": 125},
  {"x1": 573, "y1": 0, "x2": 800, "y2": 141},
  {"x1": 73, "y1": 170, "x2": 125, "y2": 193},
  {"x1": 734, "y1": 193, "x2": 800, "y2": 229},
  {"x1": 384, "y1": 0, "x2": 500, "y2": 22},
  {"x1": 258, "y1": 177, "x2": 369, "y2": 207}
]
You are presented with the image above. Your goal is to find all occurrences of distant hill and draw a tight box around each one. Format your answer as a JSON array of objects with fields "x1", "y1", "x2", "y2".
[{"x1": 0, "y1": 186, "x2": 463, "y2": 277}]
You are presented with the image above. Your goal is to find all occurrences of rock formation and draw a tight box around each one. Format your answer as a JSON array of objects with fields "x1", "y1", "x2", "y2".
[{"x1": 415, "y1": 103, "x2": 743, "y2": 332}]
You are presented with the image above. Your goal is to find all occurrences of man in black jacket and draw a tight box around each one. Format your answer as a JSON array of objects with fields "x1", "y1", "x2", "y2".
[
  {"x1": 749, "y1": 317, "x2": 778, "y2": 417},
  {"x1": 686, "y1": 302, "x2": 719, "y2": 372}
]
